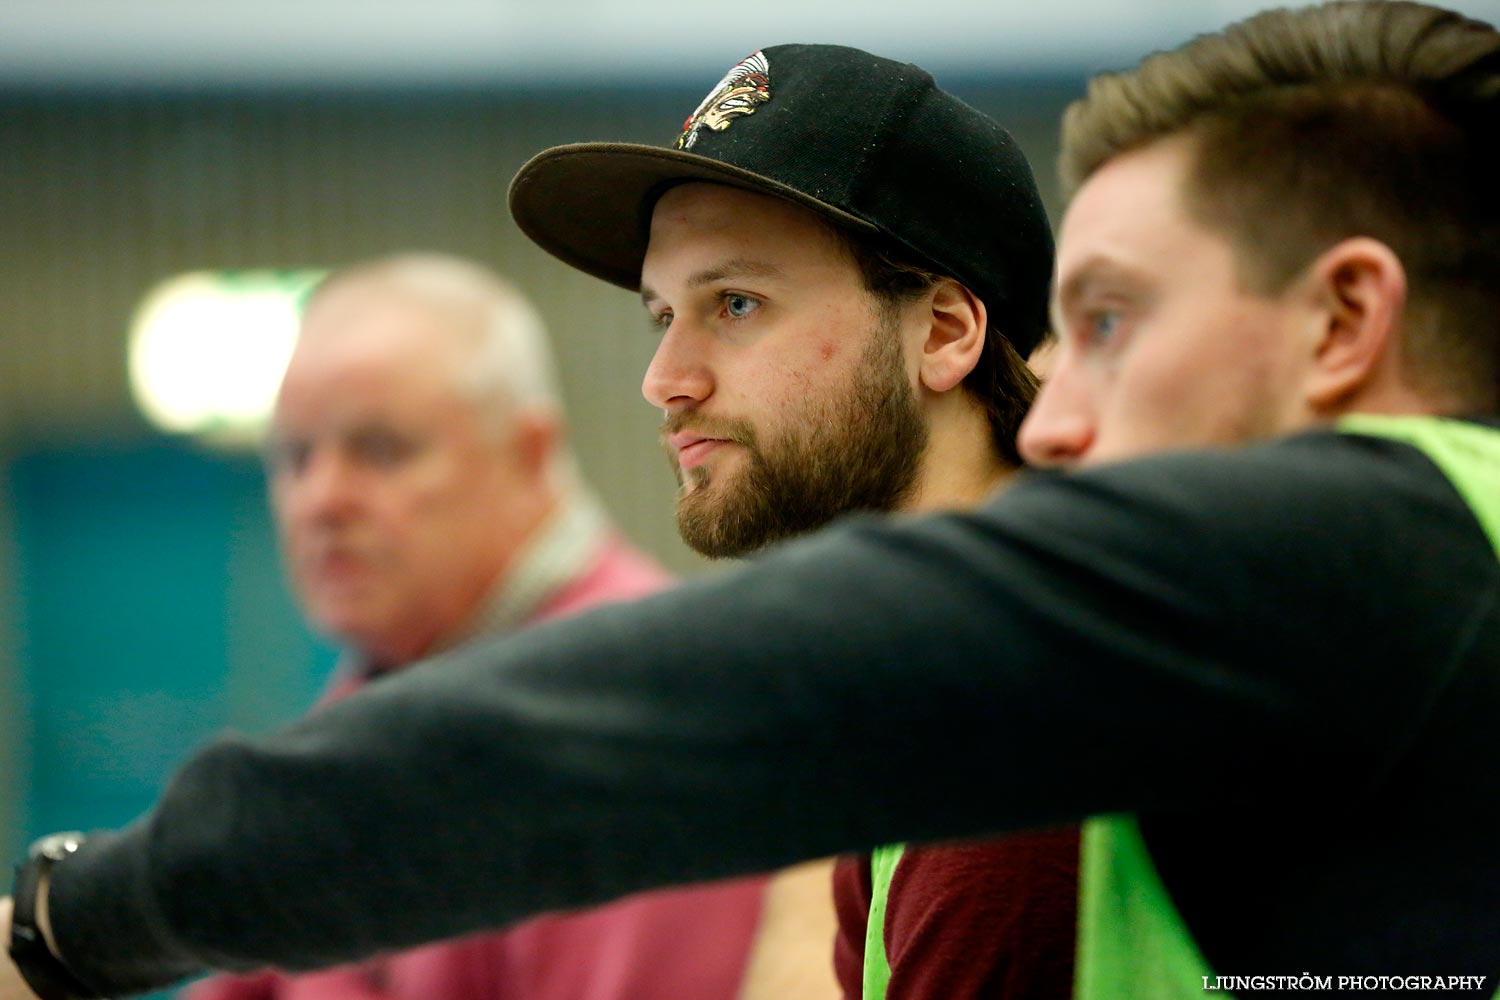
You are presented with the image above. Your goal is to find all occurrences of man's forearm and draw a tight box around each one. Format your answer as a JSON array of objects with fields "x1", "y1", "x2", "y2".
[
  {"x1": 41, "y1": 514, "x2": 1049, "y2": 992},
  {"x1": 735, "y1": 860, "x2": 841, "y2": 1000}
]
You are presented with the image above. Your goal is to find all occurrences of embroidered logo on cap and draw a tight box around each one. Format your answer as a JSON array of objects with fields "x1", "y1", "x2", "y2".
[{"x1": 676, "y1": 51, "x2": 771, "y2": 150}]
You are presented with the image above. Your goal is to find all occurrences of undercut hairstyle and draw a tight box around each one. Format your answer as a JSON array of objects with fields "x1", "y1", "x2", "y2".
[
  {"x1": 1061, "y1": 0, "x2": 1500, "y2": 410},
  {"x1": 834, "y1": 229, "x2": 1039, "y2": 468}
]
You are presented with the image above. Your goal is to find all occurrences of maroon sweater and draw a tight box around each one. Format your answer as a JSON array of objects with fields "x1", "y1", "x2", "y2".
[{"x1": 832, "y1": 827, "x2": 1080, "y2": 998}]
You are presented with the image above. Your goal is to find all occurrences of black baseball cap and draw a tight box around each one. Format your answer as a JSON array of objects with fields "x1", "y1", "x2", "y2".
[{"x1": 508, "y1": 43, "x2": 1054, "y2": 357}]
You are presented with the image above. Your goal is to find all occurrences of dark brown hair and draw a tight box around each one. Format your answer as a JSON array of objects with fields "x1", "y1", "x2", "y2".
[{"x1": 838, "y1": 232, "x2": 1038, "y2": 467}]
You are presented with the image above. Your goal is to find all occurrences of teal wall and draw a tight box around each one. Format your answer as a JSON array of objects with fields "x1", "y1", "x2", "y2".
[
  {"x1": 2, "y1": 440, "x2": 338, "y2": 852},
  {"x1": 0, "y1": 458, "x2": 22, "y2": 860}
]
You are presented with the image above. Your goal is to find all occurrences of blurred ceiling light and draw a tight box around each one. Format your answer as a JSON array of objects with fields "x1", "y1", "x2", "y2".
[{"x1": 128, "y1": 269, "x2": 325, "y2": 448}]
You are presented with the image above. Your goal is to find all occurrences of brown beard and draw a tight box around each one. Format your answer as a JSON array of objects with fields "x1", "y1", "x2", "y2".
[{"x1": 665, "y1": 325, "x2": 927, "y2": 559}]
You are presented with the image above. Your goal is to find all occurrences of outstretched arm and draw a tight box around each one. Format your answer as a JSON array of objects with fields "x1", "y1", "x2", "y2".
[{"x1": 31, "y1": 438, "x2": 1469, "y2": 998}]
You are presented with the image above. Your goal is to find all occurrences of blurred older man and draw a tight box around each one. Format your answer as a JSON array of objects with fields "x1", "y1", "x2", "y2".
[{"x1": 185, "y1": 253, "x2": 765, "y2": 1000}]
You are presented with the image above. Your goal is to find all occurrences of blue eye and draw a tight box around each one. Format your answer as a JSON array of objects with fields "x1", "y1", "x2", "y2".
[
  {"x1": 1091, "y1": 311, "x2": 1120, "y2": 341},
  {"x1": 724, "y1": 293, "x2": 760, "y2": 319}
]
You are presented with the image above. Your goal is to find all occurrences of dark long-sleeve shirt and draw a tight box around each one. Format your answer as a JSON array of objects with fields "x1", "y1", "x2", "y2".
[{"x1": 47, "y1": 425, "x2": 1500, "y2": 995}]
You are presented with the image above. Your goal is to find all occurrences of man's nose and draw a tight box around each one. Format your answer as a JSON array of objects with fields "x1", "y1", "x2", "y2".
[
  {"x1": 1017, "y1": 360, "x2": 1097, "y2": 468},
  {"x1": 641, "y1": 321, "x2": 714, "y2": 414}
]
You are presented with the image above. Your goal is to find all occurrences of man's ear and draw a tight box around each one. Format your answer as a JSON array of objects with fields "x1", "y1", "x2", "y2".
[
  {"x1": 507, "y1": 409, "x2": 560, "y2": 480},
  {"x1": 918, "y1": 279, "x2": 987, "y2": 393},
  {"x1": 1303, "y1": 237, "x2": 1408, "y2": 410}
]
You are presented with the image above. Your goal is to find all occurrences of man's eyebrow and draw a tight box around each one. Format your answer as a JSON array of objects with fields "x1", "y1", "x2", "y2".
[
  {"x1": 1053, "y1": 257, "x2": 1150, "y2": 311},
  {"x1": 1050, "y1": 256, "x2": 1150, "y2": 334},
  {"x1": 640, "y1": 258, "x2": 786, "y2": 308}
]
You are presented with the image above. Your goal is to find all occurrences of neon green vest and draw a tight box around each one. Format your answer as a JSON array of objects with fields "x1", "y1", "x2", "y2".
[{"x1": 1076, "y1": 416, "x2": 1500, "y2": 999}]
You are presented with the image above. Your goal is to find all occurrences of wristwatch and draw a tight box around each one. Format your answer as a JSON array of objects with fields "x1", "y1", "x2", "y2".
[{"x1": 9, "y1": 832, "x2": 102, "y2": 1000}]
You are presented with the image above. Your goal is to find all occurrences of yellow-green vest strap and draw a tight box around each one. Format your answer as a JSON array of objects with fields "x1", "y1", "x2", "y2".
[
  {"x1": 1338, "y1": 415, "x2": 1500, "y2": 558},
  {"x1": 862, "y1": 842, "x2": 905, "y2": 1000},
  {"x1": 1075, "y1": 814, "x2": 1212, "y2": 999}
]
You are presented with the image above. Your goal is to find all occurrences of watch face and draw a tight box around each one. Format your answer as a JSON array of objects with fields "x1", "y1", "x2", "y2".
[{"x1": 28, "y1": 832, "x2": 85, "y2": 862}]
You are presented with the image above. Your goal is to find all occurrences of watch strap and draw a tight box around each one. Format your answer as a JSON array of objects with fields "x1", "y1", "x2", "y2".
[{"x1": 9, "y1": 853, "x2": 104, "y2": 1000}]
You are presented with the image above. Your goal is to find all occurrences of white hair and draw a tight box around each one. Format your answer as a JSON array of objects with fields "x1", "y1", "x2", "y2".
[{"x1": 306, "y1": 252, "x2": 580, "y2": 484}]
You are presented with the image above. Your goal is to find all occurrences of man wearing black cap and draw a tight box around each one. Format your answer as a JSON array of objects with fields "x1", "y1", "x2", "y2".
[{"x1": 510, "y1": 44, "x2": 1072, "y2": 1000}]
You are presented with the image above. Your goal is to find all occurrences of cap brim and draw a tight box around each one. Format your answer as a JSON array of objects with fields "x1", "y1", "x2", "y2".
[{"x1": 508, "y1": 142, "x2": 881, "y2": 294}]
